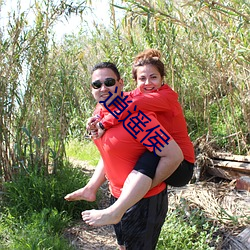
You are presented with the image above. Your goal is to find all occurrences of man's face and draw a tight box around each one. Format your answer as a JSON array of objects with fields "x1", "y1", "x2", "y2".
[{"x1": 91, "y1": 68, "x2": 124, "y2": 106}]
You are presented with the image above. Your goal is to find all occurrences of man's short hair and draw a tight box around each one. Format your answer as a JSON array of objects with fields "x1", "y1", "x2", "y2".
[{"x1": 91, "y1": 62, "x2": 121, "y2": 80}]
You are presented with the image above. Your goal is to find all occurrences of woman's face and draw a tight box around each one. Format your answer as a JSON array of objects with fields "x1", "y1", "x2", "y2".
[{"x1": 136, "y1": 64, "x2": 162, "y2": 93}]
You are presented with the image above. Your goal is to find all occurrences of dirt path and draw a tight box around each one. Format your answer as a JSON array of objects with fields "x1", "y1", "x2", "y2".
[
  {"x1": 64, "y1": 159, "x2": 118, "y2": 250},
  {"x1": 64, "y1": 222, "x2": 117, "y2": 249}
]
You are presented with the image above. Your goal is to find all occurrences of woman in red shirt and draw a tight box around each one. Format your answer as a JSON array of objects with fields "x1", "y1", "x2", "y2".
[{"x1": 65, "y1": 50, "x2": 194, "y2": 249}]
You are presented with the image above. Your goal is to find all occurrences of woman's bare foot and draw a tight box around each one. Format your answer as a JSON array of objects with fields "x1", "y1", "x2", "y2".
[
  {"x1": 81, "y1": 207, "x2": 123, "y2": 226},
  {"x1": 64, "y1": 186, "x2": 96, "y2": 202}
]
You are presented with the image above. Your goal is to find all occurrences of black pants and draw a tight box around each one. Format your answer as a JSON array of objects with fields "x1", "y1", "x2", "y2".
[
  {"x1": 111, "y1": 188, "x2": 168, "y2": 250},
  {"x1": 134, "y1": 150, "x2": 194, "y2": 187}
]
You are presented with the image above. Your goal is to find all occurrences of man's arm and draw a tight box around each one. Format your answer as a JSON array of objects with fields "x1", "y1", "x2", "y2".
[{"x1": 88, "y1": 158, "x2": 106, "y2": 189}]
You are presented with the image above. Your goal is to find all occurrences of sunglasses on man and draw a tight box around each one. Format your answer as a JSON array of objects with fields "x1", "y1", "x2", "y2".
[{"x1": 91, "y1": 78, "x2": 117, "y2": 89}]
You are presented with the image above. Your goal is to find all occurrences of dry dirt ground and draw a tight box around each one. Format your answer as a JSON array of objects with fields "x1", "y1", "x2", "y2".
[
  {"x1": 63, "y1": 160, "x2": 118, "y2": 250},
  {"x1": 64, "y1": 159, "x2": 250, "y2": 250},
  {"x1": 64, "y1": 221, "x2": 117, "y2": 250}
]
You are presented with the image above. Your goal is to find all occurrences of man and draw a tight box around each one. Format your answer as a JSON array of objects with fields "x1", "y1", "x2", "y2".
[{"x1": 65, "y1": 62, "x2": 183, "y2": 250}]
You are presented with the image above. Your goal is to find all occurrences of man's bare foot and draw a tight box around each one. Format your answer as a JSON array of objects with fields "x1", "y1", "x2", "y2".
[
  {"x1": 81, "y1": 208, "x2": 123, "y2": 226},
  {"x1": 64, "y1": 187, "x2": 96, "y2": 202}
]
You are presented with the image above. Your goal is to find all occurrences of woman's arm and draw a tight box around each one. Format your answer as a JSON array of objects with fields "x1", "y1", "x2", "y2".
[{"x1": 99, "y1": 85, "x2": 178, "y2": 131}]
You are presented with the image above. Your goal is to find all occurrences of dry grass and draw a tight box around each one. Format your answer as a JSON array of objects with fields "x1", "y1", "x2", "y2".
[{"x1": 168, "y1": 181, "x2": 250, "y2": 235}]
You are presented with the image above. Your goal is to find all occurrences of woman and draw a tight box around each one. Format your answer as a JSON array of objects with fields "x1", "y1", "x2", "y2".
[
  {"x1": 93, "y1": 49, "x2": 195, "y2": 188},
  {"x1": 76, "y1": 50, "x2": 195, "y2": 228}
]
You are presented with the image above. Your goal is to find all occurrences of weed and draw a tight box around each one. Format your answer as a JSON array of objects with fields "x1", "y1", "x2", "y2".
[
  {"x1": 2, "y1": 162, "x2": 97, "y2": 219},
  {"x1": 157, "y1": 204, "x2": 220, "y2": 250}
]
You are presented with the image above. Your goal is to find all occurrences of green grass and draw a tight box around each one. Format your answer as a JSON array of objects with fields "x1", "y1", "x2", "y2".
[
  {"x1": 3, "y1": 162, "x2": 96, "y2": 219},
  {"x1": 66, "y1": 139, "x2": 100, "y2": 166},
  {"x1": 0, "y1": 209, "x2": 75, "y2": 250},
  {"x1": 0, "y1": 157, "x2": 98, "y2": 249},
  {"x1": 157, "y1": 204, "x2": 220, "y2": 250}
]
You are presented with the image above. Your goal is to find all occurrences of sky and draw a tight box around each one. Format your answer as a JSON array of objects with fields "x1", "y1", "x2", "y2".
[
  {"x1": 1, "y1": 0, "x2": 124, "y2": 40},
  {"x1": 0, "y1": 0, "x2": 124, "y2": 90}
]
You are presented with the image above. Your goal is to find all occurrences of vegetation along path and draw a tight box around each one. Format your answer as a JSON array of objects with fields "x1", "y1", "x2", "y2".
[{"x1": 64, "y1": 159, "x2": 250, "y2": 250}]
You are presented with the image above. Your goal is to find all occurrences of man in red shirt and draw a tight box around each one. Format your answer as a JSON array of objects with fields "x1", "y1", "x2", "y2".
[{"x1": 65, "y1": 61, "x2": 183, "y2": 250}]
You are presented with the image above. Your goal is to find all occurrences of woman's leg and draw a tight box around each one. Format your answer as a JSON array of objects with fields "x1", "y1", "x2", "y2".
[
  {"x1": 81, "y1": 151, "x2": 193, "y2": 227},
  {"x1": 135, "y1": 150, "x2": 194, "y2": 187},
  {"x1": 64, "y1": 158, "x2": 106, "y2": 201},
  {"x1": 165, "y1": 160, "x2": 194, "y2": 187},
  {"x1": 81, "y1": 170, "x2": 152, "y2": 226}
]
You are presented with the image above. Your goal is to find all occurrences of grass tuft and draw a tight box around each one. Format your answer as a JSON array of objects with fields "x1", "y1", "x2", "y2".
[{"x1": 66, "y1": 139, "x2": 100, "y2": 166}]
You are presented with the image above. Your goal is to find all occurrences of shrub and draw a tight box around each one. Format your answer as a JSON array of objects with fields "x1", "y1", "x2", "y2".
[
  {"x1": 2, "y1": 162, "x2": 97, "y2": 219},
  {"x1": 157, "y1": 204, "x2": 220, "y2": 250}
]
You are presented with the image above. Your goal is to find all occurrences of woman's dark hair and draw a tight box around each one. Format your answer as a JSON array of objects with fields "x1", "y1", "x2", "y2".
[
  {"x1": 91, "y1": 62, "x2": 121, "y2": 80},
  {"x1": 132, "y1": 49, "x2": 165, "y2": 80}
]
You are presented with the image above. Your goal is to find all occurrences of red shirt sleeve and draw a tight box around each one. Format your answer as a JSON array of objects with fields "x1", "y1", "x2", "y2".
[
  {"x1": 101, "y1": 85, "x2": 179, "y2": 129},
  {"x1": 130, "y1": 85, "x2": 177, "y2": 112}
]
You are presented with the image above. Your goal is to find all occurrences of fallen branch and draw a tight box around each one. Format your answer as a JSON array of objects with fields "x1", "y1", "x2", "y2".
[
  {"x1": 213, "y1": 160, "x2": 250, "y2": 174},
  {"x1": 213, "y1": 152, "x2": 250, "y2": 163}
]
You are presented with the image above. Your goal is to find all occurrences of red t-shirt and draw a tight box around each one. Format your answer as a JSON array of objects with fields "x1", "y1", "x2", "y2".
[
  {"x1": 94, "y1": 108, "x2": 172, "y2": 198},
  {"x1": 94, "y1": 85, "x2": 195, "y2": 163}
]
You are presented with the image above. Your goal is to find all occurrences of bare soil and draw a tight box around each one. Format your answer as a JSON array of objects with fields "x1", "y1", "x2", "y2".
[
  {"x1": 64, "y1": 222, "x2": 117, "y2": 250},
  {"x1": 64, "y1": 159, "x2": 118, "y2": 250}
]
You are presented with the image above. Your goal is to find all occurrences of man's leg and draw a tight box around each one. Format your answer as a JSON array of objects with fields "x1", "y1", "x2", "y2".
[
  {"x1": 120, "y1": 189, "x2": 168, "y2": 250},
  {"x1": 81, "y1": 170, "x2": 152, "y2": 226}
]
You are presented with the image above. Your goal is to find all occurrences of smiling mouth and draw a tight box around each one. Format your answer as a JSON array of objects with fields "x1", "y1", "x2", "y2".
[
  {"x1": 144, "y1": 87, "x2": 155, "y2": 91},
  {"x1": 100, "y1": 92, "x2": 110, "y2": 97}
]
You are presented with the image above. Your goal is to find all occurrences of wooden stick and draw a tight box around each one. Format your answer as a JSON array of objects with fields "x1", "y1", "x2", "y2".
[
  {"x1": 213, "y1": 152, "x2": 250, "y2": 163},
  {"x1": 213, "y1": 160, "x2": 250, "y2": 174}
]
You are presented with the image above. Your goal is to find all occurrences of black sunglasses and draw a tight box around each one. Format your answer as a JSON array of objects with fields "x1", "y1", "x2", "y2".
[{"x1": 91, "y1": 78, "x2": 117, "y2": 89}]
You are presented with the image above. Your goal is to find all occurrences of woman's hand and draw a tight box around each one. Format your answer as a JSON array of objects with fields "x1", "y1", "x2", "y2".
[
  {"x1": 86, "y1": 116, "x2": 106, "y2": 139},
  {"x1": 86, "y1": 116, "x2": 99, "y2": 139}
]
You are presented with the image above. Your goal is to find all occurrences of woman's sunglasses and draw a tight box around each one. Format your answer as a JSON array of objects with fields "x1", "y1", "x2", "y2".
[{"x1": 91, "y1": 78, "x2": 117, "y2": 89}]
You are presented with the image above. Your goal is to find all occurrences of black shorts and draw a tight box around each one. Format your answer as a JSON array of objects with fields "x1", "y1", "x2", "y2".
[
  {"x1": 111, "y1": 188, "x2": 168, "y2": 250},
  {"x1": 134, "y1": 150, "x2": 194, "y2": 187}
]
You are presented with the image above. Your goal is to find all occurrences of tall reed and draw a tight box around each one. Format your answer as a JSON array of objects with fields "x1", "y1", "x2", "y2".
[{"x1": 0, "y1": 0, "x2": 90, "y2": 183}]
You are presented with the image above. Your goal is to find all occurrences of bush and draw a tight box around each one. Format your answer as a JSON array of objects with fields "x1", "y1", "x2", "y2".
[{"x1": 2, "y1": 162, "x2": 97, "y2": 219}]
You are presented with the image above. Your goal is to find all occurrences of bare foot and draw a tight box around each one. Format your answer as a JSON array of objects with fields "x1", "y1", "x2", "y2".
[
  {"x1": 64, "y1": 186, "x2": 96, "y2": 202},
  {"x1": 81, "y1": 208, "x2": 123, "y2": 226}
]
